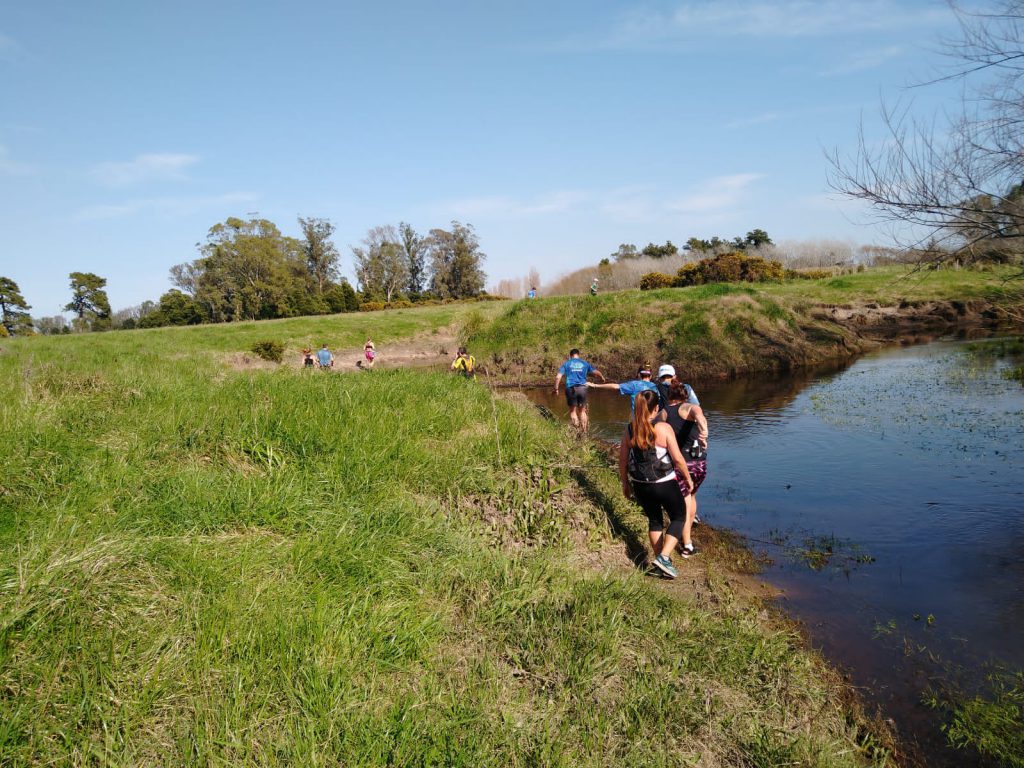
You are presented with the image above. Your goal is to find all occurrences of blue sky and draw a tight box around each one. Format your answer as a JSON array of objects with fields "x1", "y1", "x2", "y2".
[{"x1": 1, "y1": 0, "x2": 967, "y2": 315}]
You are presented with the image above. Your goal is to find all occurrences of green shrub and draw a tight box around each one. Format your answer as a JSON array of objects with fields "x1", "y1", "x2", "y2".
[
  {"x1": 359, "y1": 301, "x2": 387, "y2": 312},
  {"x1": 675, "y1": 252, "x2": 786, "y2": 287},
  {"x1": 788, "y1": 268, "x2": 833, "y2": 280},
  {"x1": 251, "y1": 339, "x2": 284, "y2": 362},
  {"x1": 639, "y1": 272, "x2": 675, "y2": 290},
  {"x1": 388, "y1": 300, "x2": 414, "y2": 310}
]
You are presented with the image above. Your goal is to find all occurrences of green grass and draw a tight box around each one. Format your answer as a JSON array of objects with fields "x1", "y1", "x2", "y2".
[
  {"x1": 467, "y1": 265, "x2": 1024, "y2": 381},
  {"x1": 0, "y1": 317, "x2": 881, "y2": 765}
]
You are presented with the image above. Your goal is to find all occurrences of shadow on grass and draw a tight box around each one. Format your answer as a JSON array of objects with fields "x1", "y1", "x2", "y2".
[{"x1": 570, "y1": 466, "x2": 648, "y2": 568}]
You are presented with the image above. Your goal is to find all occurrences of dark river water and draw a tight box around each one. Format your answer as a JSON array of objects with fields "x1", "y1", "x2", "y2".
[{"x1": 523, "y1": 337, "x2": 1024, "y2": 766}]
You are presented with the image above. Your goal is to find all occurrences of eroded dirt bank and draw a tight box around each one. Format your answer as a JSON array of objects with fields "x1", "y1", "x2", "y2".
[{"x1": 481, "y1": 297, "x2": 1023, "y2": 385}]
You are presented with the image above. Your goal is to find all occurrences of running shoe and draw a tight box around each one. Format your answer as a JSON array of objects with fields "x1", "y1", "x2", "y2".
[{"x1": 652, "y1": 555, "x2": 678, "y2": 579}]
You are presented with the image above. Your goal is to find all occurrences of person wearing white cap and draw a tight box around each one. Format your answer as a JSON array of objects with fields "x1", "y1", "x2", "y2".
[{"x1": 655, "y1": 364, "x2": 698, "y2": 410}]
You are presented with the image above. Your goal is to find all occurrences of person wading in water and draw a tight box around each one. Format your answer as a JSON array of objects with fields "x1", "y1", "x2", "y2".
[
  {"x1": 619, "y1": 389, "x2": 694, "y2": 578},
  {"x1": 553, "y1": 348, "x2": 606, "y2": 432}
]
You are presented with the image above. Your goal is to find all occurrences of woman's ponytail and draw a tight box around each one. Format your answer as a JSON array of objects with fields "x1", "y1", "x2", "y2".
[{"x1": 630, "y1": 390, "x2": 658, "y2": 450}]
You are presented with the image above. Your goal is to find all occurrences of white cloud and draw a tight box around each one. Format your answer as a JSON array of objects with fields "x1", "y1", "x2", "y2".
[
  {"x1": 820, "y1": 45, "x2": 905, "y2": 76},
  {"x1": 92, "y1": 153, "x2": 199, "y2": 187},
  {"x1": 73, "y1": 192, "x2": 257, "y2": 221},
  {"x1": 443, "y1": 189, "x2": 587, "y2": 219},
  {"x1": 0, "y1": 144, "x2": 32, "y2": 175},
  {"x1": 561, "y1": 1, "x2": 951, "y2": 50},
  {"x1": 668, "y1": 173, "x2": 764, "y2": 214},
  {"x1": 0, "y1": 32, "x2": 21, "y2": 61}
]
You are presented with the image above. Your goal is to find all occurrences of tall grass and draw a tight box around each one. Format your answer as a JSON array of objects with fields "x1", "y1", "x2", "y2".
[{"x1": 1, "y1": 320, "x2": 879, "y2": 766}]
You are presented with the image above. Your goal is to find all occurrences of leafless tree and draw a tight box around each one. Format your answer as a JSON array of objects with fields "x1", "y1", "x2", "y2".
[{"x1": 829, "y1": 1, "x2": 1023, "y2": 269}]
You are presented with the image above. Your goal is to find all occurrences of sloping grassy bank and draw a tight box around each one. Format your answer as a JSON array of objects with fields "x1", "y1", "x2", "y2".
[
  {"x1": 0, "y1": 329, "x2": 882, "y2": 766},
  {"x1": 465, "y1": 265, "x2": 1024, "y2": 383}
]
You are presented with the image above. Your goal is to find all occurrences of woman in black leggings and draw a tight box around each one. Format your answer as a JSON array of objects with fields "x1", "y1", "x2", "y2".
[{"x1": 618, "y1": 390, "x2": 693, "y2": 579}]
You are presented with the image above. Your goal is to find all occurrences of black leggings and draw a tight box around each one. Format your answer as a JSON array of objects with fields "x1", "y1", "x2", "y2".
[{"x1": 632, "y1": 479, "x2": 685, "y2": 540}]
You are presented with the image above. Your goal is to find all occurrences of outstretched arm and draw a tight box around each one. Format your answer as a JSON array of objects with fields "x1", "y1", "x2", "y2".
[
  {"x1": 553, "y1": 372, "x2": 563, "y2": 394},
  {"x1": 593, "y1": 369, "x2": 607, "y2": 383},
  {"x1": 587, "y1": 381, "x2": 619, "y2": 390}
]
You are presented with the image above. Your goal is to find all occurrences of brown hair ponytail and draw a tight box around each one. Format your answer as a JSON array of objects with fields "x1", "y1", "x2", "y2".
[{"x1": 630, "y1": 390, "x2": 658, "y2": 450}]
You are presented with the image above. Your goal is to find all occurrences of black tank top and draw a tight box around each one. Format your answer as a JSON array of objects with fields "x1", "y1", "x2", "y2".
[{"x1": 665, "y1": 404, "x2": 705, "y2": 460}]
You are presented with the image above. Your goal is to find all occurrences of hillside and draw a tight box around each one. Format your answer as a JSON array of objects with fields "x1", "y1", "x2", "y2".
[
  {"x1": 465, "y1": 265, "x2": 1024, "y2": 383},
  {"x1": 0, "y1": 319, "x2": 884, "y2": 766}
]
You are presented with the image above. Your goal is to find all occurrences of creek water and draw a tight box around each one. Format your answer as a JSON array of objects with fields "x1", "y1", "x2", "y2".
[{"x1": 522, "y1": 336, "x2": 1024, "y2": 766}]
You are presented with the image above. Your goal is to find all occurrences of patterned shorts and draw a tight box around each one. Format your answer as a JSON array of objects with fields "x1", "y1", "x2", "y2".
[{"x1": 676, "y1": 460, "x2": 707, "y2": 498}]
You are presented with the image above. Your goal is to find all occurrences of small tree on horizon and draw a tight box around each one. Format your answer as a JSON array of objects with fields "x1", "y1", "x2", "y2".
[
  {"x1": 0, "y1": 276, "x2": 33, "y2": 335},
  {"x1": 64, "y1": 272, "x2": 111, "y2": 331}
]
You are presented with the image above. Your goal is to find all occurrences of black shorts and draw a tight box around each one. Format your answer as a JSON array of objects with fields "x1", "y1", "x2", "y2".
[{"x1": 565, "y1": 385, "x2": 588, "y2": 407}]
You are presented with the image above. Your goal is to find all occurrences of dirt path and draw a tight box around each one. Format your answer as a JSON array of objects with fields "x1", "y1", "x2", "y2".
[{"x1": 229, "y1": 325, "x2": 461, "y2": 373}]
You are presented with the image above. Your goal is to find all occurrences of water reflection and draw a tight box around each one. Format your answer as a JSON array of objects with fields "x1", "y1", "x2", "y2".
[{"x1": 522, "y1": 337, "x2": 1024, "y2": 766}]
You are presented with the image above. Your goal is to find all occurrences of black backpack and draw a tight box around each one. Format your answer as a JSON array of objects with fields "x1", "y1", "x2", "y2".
[{"x1": 626, "y1": 425, "x2": 673, "y2": 482}]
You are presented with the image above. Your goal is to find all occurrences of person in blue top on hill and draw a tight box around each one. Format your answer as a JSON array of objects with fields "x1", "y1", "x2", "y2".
[
  {"x1": 587, "y1": 365, "x2": 659, "y2": 413},
  {"x1": 316, "y1": 343, "x2": 334, "y2": 369},
  {"x1": 553, "y1": 348, "x2": 606, "y2": 432}
]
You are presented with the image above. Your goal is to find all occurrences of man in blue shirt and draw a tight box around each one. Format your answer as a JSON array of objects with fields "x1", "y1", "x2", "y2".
[
  {"x1": 587, "y1": 365, "x2": 659, "y2": 413},
  {"x1": 553, "y1": 348, "x2": 606, "y2": 431},
  {"x1": 316, "y1": 343, "x2": 334, "y2": 369}
]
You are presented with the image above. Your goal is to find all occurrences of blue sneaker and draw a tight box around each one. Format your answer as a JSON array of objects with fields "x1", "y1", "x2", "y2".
[{"x1": 653, "y1": 555, "x2": 678, "y2": 579}]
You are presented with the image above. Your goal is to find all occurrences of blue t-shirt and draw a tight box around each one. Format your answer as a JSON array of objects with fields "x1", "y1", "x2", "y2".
[
  {"x1": 559, "y1": 358, "x2": 595, "y2": 388},
  {"x1": 618, "y1": 380, "x2": 659, "y2": 412},
  {"x1": 316, "y1": 348, "x2": 332, "y2": 366}
]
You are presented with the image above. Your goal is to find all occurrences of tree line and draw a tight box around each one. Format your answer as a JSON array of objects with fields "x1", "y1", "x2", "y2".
[
  {"x1": 607, "y1": 230, "x2": 774, "y2": 264},
  {"x1": 1, "y1": 216, "x2": 488, "y2": 335}
]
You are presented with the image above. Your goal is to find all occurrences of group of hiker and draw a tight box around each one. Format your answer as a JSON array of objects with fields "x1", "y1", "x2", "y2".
[
  {"x1": 302, "y1": 340, "x2": 376, "y2": 370},
  {"x1": 554, "y1": 348, "x2": 708, "y2": 580}
]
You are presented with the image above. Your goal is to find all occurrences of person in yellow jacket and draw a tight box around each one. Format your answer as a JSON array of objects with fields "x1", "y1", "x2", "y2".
[{"x1": 451, "y1": 347, "x2": 476, "y2": 379}]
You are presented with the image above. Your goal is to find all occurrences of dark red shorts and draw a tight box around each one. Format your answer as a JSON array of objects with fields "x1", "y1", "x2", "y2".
[{"x1": 676, "y1": 460, "x2": 706, "y2": 498}]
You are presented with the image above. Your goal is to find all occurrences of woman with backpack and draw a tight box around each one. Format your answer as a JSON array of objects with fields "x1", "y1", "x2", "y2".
[
  {"x1": 662, "y1": 380, "x2": 708, "y2": 556},
  {"x1": 618, "y1": 389, "x2": 694, "y2": 579}
]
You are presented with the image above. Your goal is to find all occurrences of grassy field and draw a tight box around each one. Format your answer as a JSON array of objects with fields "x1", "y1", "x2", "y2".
[
  {"x1": 0, "y1": 321, "x2": 884, "y2": 766},
  {"x1": 466, "y1": 265, "x2": 1024, "y2": 382}
]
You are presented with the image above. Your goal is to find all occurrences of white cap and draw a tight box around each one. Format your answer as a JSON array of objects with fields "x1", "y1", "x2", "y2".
[{"x1": 657, "y1": 364, "x2": 675, "y2": 378}]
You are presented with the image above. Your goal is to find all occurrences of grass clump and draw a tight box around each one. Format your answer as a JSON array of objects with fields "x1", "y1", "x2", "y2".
[{"x1": 0, "y1": 321, "x2": 882, "y2": 766}]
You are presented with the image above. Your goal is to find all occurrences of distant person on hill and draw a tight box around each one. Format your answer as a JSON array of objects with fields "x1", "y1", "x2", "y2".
[
  {"x1": 358, "y1": 339, "x2": 376, "y2": 369},
  {"x1": 590, "y1": 278, "x2": 599, "y2": 296},
  {"x1": 316, "y1": 344, "x2": 334, "y2": 369},
  {"x1": 663, "y1": 379, "x2": 709, "y2": 551},
  {"x1": 302, "y1": 347, "x2": 316, "y2": 368},
  {"x1": 619, "y1": 389, "x2": 694, "y2": 579},
  {"x1": 527, "y1": 286, "x2": 537, "y2": 299},
  {"x1": 587, "y1": 365, "x2": 658, "y2": 413},
  {"x1": 451, "y1": 346, "x2": 477, "y2": 379},
  {"x1": 655, "y1": 364, "x2": 698, "y2": 409},
  {"x1": 554, "y1": 348, "x2": 606, "y2": 431},
  {"x1": 316, "y1": 344, "x2": 335, "y2": 369}
]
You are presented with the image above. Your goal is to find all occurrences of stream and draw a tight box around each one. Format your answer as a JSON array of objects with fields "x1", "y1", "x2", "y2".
[{"x1": 522, "y1": 336, "x2": 1024, "y2": 766}]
